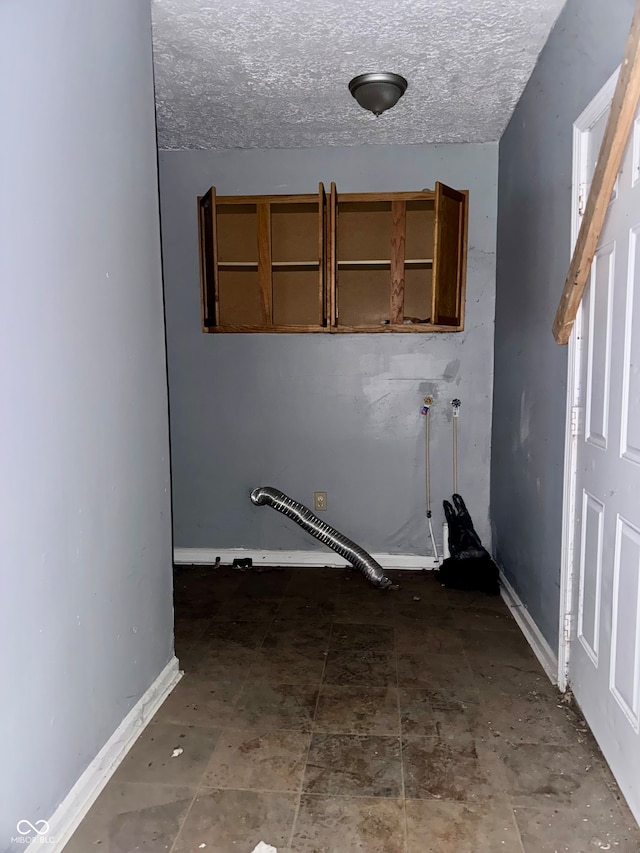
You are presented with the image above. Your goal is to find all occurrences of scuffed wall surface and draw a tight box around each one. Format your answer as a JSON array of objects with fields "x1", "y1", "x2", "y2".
[
  {"x1": 492, "y1": 0, "x2": 635, "y2": 647},
  {"x1": 159, "y1": 144, "x2": 497, "y2": 555}
]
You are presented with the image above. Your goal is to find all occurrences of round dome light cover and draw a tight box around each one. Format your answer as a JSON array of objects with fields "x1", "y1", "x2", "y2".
[{"x1": 348, "y1": 72, "x2": 408, "y2": 116}]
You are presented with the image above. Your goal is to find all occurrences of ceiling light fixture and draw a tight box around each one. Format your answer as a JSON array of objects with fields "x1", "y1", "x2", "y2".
[{"x1": 348, "y1": 72, "x2": 408, "y2": 116}]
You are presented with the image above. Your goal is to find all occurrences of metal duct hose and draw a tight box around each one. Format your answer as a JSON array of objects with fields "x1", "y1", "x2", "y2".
[{"x1": 250, "y1": 486, "x2": 393, "y2": 590}]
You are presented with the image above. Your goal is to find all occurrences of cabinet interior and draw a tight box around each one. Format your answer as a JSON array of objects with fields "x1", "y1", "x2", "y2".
[{"x1": 198, "y1": 182, "x2": 467, "y2": 334}]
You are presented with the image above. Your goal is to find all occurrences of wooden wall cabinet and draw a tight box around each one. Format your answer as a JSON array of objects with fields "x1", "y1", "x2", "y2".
[{"x1": 198, "y1": 181, "x2": 467, "y2": 333}]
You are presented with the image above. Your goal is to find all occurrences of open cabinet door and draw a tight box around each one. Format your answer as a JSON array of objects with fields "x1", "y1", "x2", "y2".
[
  {"x1": 328, "y1": 182, "x2": 337, "y2": 329},
  {"x1": 318, "y1": 182, "x2": 327, "y2": 327},
  {"x1": 432, "y1": 182, "x2": 468, "y2": 328},
  {"x1": 197, "y1": 187, "x2": 218, "y2": 330}
]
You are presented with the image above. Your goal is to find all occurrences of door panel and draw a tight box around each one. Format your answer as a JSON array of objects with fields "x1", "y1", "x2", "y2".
[
  {"x1": 585, "y1": 241, "x2": 614, "y2": 449},
  {"x1": 319, "y1": 182, "x2": 327, "y2": 327},
  {"x1": 577, "y1": 490, "x2": 604, "y2": 665},
  {"x1": 621, "y1": 225, "x2": 640, "y2": 463},
  {"x1": 610, "y1": 516, "x2": 640, "y2": 728},
  {"x1": 569, "y1": 92, "x2": 640, "y2": 821},
  {"x1": 329, "y1": 182, "x2": 337, "y2": 327}
]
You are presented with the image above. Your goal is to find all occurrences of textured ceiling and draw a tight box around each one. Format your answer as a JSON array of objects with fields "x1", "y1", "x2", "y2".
[{"x1": 151, "y1": 0, "x2": 566, "y2": 150}]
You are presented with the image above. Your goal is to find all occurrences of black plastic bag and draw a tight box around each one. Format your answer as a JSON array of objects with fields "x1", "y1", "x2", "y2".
[{"x1": 435, "y1": 494, "x2": 500, "y2": 595}]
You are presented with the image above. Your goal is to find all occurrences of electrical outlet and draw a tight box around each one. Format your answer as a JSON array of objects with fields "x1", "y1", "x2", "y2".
[{"x1": 314, "y1": 491, "x2": 327, "y2": 512}]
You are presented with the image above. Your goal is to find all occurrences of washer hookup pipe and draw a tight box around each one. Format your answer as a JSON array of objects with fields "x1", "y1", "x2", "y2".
[
  {"x1": 421, "y1": 397, "x2": 439, "y2": 565},
  {"x1": 250, "y1": 486, "x2": 393, "y2": 589}
]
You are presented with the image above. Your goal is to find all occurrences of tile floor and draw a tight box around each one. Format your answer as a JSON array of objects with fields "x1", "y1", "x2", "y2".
[{"x1": 65, "y1": 566, "x2": 640, "y2": 852}]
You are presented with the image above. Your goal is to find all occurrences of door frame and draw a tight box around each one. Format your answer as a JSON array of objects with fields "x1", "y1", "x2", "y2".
[{"x1": 558, "y1": 68, "x2": 620, "y2": 691}]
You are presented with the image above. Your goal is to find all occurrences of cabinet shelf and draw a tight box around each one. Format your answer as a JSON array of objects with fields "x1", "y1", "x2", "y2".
[
  {"x1": 218, "y1": 260, "x2": 320, "y2": 269},
  {"x1": 337, "y1": 259, "x2": 433, "y2": 267},
  {"x1": 197, "y1": 181, "x2": 467, "y2": 333}
]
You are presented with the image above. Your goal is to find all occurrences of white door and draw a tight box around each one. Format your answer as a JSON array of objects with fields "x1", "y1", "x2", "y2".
[{"x1": 568, "y1": 78, "x2": 640, "y2": 822}]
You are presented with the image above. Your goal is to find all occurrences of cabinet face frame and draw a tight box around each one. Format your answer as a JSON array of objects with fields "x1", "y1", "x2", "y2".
[{"x1": 198, "y1": 183, "x2": 467, "y2": 333}]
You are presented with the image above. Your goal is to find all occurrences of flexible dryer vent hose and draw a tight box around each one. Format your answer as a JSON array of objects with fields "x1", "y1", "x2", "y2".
[{"x1": 250, "y1": 486, "x2": 393, "y2": 590}]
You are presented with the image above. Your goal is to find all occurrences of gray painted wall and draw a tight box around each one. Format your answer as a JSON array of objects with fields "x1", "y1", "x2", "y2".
[
  {"x1": 159, "y1": 145, "x2": 497, "y2": 556},
  {"x1": 492, "y1": 0, "x2": 635, "y2": 647},
  {"x1": 0, "y1": 2, "x2": 173, "y2": 847}
]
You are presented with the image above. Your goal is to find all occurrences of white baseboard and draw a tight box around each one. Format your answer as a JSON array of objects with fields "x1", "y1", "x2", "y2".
[
  {"x1": 37, "y1": 657, "x2": 182, "y2": 853},
  {"x1": 174, "y1": 547, "x2": 439, "y2": 572},
  {"x1": 500, "y1": 572, "x2": 558, "y2": 685}
]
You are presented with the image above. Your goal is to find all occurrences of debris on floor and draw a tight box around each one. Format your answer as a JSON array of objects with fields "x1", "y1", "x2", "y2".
[
  {"x1": 171, "y1": 747, "x2": 183, "y2": 758},
  {"x1": 62, "y1": 567, "x2": 640, "y2": 853},
  {"x1": 227, "y1": 557, "x2": 285, "y2": 573}
]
